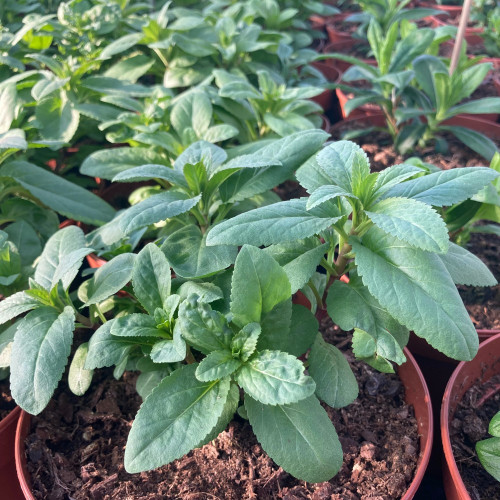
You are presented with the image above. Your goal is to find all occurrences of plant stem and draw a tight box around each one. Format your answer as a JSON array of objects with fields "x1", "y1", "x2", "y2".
[
  {"x1": 307, "y1": 279, "x2": 323, "y2": 310},
  {"x1": 153, "y1": 48, "x2": 169, "y2": 68},
  {"x1": 321, "y1": 258, "x2": 337, "y2": 277},
  {"x1": 75, "y1": 313, "x2": 93, "y2": 328}
]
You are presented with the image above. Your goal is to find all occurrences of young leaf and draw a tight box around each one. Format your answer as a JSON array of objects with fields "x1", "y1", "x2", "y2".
[
  {"x1": 308, "y1": 334, "x2": 358, "y2": 408},
  {"x1": 245, "y1": 394, "x2": 343, "y2": 483},
  {"x1": 195, "y1": 350, "x2": 242, "y2": 382},
  {"x1": 124, "y1": 364, "x2": 230, "y2": 473},
  {"x1": 351, "y1": 227, "x2": 478, "y2": 360},
  {"x1": 0, "y1": 291, "x2": 39, "y2": 325},
  {"x1": 85, "y1": 253, "x2": 136, "y2": 306},
  {"x1": 231, "y1": 322, "x2": 261, "y2": 362},
  {"x1": 230, "y1": 245, "x2": 291, "y2": 328},
  {"x1": 68, "y1": 342, "x2": 93, "y2": 396},
  {"x1": 236, "y1": 350, "x2": 315, "y2": 405},
  {"x1": 10, "y1": 306, "x2": 75, "y2": 414},
  {"x1": 132, "y1": 243, "x2": 172, "y2": 315},
  {"x1": 150, "y1": 327, "x2": 186, "y2": 363}
]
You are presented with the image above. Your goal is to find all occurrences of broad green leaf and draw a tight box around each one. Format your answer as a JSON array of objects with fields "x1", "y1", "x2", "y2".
[
  {"x1": 10, "y1": 306, "x2": 74, "y2": 414},
  {"x1": 372, "y1": 164, "x2": 423, "y2": 198},
  {"x1": 231, "y1": 323, "x2": 261, "y2": 362},
  {"x1": 35, "y1": 226, "x2": 86, "y2": 291},
  {"x1": 163, "y1": 64, "x2": 212, "y2": 88},
  {"x1": 307, "y1": 185, "x2": 356, "y2": 210},
  {"x1": 236, "y1": 350, "x2": 315, "y2": 405},
  {"x1": 0, "y1": 84, "x2": 16, "y2": 133},
  {"x1": 245, "y1": 395, "x2": 343, "y2": 483},
  {"x1": 0, "y1": 291, "x2": 39, "y2": 325},
  {"x1": 32, "y1": 77, "x2": 69, "y2": 102},
  {"x1": 85, "y1": 253, "x2": 136, "y2": 306},
  {"x1": 174, "y1": 141, "x2": 227, "y2": 174},
  {"x1": 384, "y1": 167, "x2": 499, "y2": 206},
  {"x1": 412, "y1": 55, "x2": 448, "y2": 108},
  {"x1": 264, "y1": 238, "x2": 328, "y2": 294},
  {"x1": 35, "y1": 93, "x2": 79, "y2": 143},
  {"x1": 442, "y1": 126, "x2": 499, "y2": 162},
  {"x1": 177, "y1": 295, "x2": 232, "y2": 354},
  {"x1": 73, "y1": 103, "x2": 121, "y2": 122},
  {"x1": 195, "y1": 350, "x2": 242, "y2": 382},
  {"x1": 308, "y1": 334, "x2": 358, "y2": 408},
  {"x1": 150, "y1": 328, "x2": 186, "y2": 363},
  {"x1": 0, "y1": 161, "x2": 115, "y2": 225},
  {"x1": 99, "y1": 33, "x2": 144, "y2": 60},
  {"x1": 85, "y1": 319, "x2": 133, "y2": 369},
  {"x1": 352, "y1": 328, "x2": 395, "y2": 373},
  {"x1": 437, "y1": 242, "x2": 497, "y2": 286},
  {"x1": 51, "y1": 247, "x2": 95, "y2": 290},
  {"x1": 476, "y1": 436, "x2": 500, "y2": 482},
  {"x1": 133, "y1": 243, "x2": 171, "y2": 315},
  {"x1": 124, "y1": 364, "x2": 230, "y2": 472},
  {"x1": 104, "y1": 54, "x2": 154, "y2": 82},
  {"x1": 230, "y1": 245, "x2": 291, "y2": 328},
  {"x1": 81, "y1": 77, "x2": 151, "y2": 97},
  {"x1": 0, "y1": 321, "x2": 18, "y2": 368},
  {"x1": 287, "y1": 304, "x2": 318, "y2": 357},
  {"x1": 202, "y1": 124, "x2": 238, "y2": 143},
  {"x1": 296, "y1": 156, "x2": 335, "y2": 193},
  {"x1": 68, "y1": 342, "x2": 93, "y2": 396},
  {"x1": 161, "y1": 225, "x2": 237, "y2": 279},
  {"x1": 136, "y1": 370, "x2": 169, "y2": 400},
  {"x1": 80, "y1": 147, "x2": 168, "y2": 180},
  {"x1": 366, "y1": 197, "x2": 449, "y2": 253},
  {"x1": 447, "y1": 98, "x2": 500, "y2": 118},
  {"x1": 176, "y1": 281, "x2": 223, "y2": 303},
  {"x1": 351, "y1": 227, "x2": 478, "y2": 360},
  {"x1": 110, "y1": 314, "x2": 160, "y2": 337},
  {"x1": 118, "y1": 192, "x2": 201, "y2": 235},
  {"x1": 112, "y1": 164, "x2": 187, "y2": 187},
  {"x1": 4, "y1": 220, "x2": 41, "y2": 266},
  {"x1": 171, "y1": 91, "x2": 212, "y2": 138},
  {"x1": 207, "y1": 198, "x2": 345, "y2": 247},
  {"x1": 0, "y1": 129, "x2": 27, "y2": 150},
  {"x1": 490, "y1": 412, "x2": 500, "y2": 437}
]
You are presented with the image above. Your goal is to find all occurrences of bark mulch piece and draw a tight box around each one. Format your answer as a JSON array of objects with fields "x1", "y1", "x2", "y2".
[
  {"x1": 24, "y1": 321, "x2": 420, "y2": 500},
  {"x1": 450, "y1": 373, "x2": 500, "y2": 500}
]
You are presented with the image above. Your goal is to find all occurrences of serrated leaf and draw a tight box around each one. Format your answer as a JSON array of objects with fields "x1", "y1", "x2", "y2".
[
  {"x1": 231, "y1": 323, "x2": 261, "y2": 362},
  {"x1": 307, "y1": 185, "x2": 356, "y2": 210},
  {"x1": 110, "y1": 313, "x2": 160, "y2": 337},
  {"x1": 207, "y1": 198, "x2": 345, "y2": 247},
  {"x1": 124, "y1": 364, "x2": 230, "y2": 472},
  {"x1": 437, "y1": 242, "x2": 497, "y2": 286},
  {"x1": 0, "y1": 291, "x2": 39, "y2": 325},
  {"x1": 308, "y1": 334, "x2": 358, "y2": 408},
  {"x1": 245, "y1": 395, "x2": 342, "y2": 482},
  {"x1": 150, "y1": 327, "x2": 186, "y2": 363},
  {"x1": 68, "y1": 342, "x2": 93, "y2": 396},
  {"x1": 287, "y1": 304, "x2": 318, "y2": 357},
  {"x1": 476, "y1": 436, "x2": 500, "y2": 482},
  {"x1": 236, "y1": 350, "x2": 315, "y2": 405},
  {"x1": 85, "y1": 253, "x2": 136, "y2": 306},
  {"x1": 0, "y1": 161, "x2": 115, "y2": 225},
  {"x1": 384, "y1": 167, "x2": 499, "y2": 206},
  {"x1": 10, "y1": 306, "x2": 74, "y2": 414},
  {"x1": 351, "y1": 227, "x2": 478, "y2": 360},
  {"x1": 195, "y1": 350, "x2": 242, "y2": 382},
  {"x1": 118, "y1": 191, "x2": 201, "y2": 235},
  {"x1": 112, "y1": 164, "x2": 187, "y2": 187},
  {"x1": 132, "y1": 243, "x2": 171, "y2": 315},
  {"x1": 366, "y1": 197, "x2": 449, "y2": 253}
]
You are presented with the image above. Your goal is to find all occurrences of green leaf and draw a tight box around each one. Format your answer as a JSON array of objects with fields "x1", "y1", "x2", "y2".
[
  {"x1": 287, "y1": 304, "x2": 318, "y2": 357},
  {"x1": 0, "y1": 129, "x2": 27, "y2": 150},
  {"x1": 110, "y1": 314, "x2": 160, "y2": 337},
  {"x1": 80, "y1": 147, "x2": 168, "y2": 180},
  {"x1": 177, "y1": 295, "x2": 232, "y2": 354},
  {"x1": 447, "y1": 98, "x2": 500, "y2": 118},
  {"x1": 85, "y1": 319, "x2": 133, "y2": 369},
  {"x1": 231, "y1": 323, "x2": 261, "y2": 362},
  {"x1": 366, "y1": 197, "x2": 449, "y2": 253},
  {"x1": 99, "y1": 32, "x2": 144, "y2": 60},
  {"x1": 112, "y1": 164, "x2": 187, "y2": 187},
  {"x1": 245, "y1": 395, "x2": 343, "y2": 482},
  {"x1": 4, "y1": 220, "x2": 41, "y2": 266},
  {"x1": 490, "y1": 412, "x2": 500, "y2": 438},
  {"x1": 207, "y1": 198, "x2": 345, "y2": 247},
  {"x1": 236, "y1": 350, "x2": 315, "y2": 405},
  {"x1": 68, "y1": 342, "x2": 93, "y2": 396},
  {"x1": 442, "y1": 126, "x2": 499, "y2": 162},
  {"x1": 384, "y1": 167, "x2": 499, "y2": 206},
  {"x1": 352, "y1": 329, "x2": 395, "y2": 373},
  {"x1": 133, "y1": 243, "x2": 171, "y2": 315},
  {"x1": 195, "y1": 350, "x2": 242, "y2": 382},
  {"x1": 308, "y1": 334, "x2": 358, "y2": 408},
  {"x1": 104, "y1": 54, "x2": 154, "y2": 83},
  {"x1": 161, "y1": 225, "x2": 237, "y2": 279},
  {"x1": 476, "y1": 436, "x2": 500, "y2": 482},
  {"x1": 81, "y1": 77, "x2": 151, "y2": 97},
  {"x1": 175, "y1": 281, "x2": 223, "y2": 303},
  {"x1": 0, "y1": 161, "x2": 116, "y2": 225},
  {"x1": 307, "y1": 185, "x2": 356, "y2": 210},
  {"x1": 10, "y1": 306, "x2": 74, "y2": 414},
  {"x1": 171, "y1": 91, "x2": 212, "y2": 138},
  {"x1": 118, "y1": 192, "x2": 201, "y2": 235},
  {"x1": 203, "y1": 124, "x2": 238, "y2": 143},
  {"x1": 85, "y1": 253, "x2": 136, "y2": 306},
  {"x1": 437, "y1": 242, "x2": 497, "y2": 286},
  {"x1": 372, "y1": 164, "x2": 423, "y2": 198},
  {"x1": 35, "y1": 93, "x2": 79, "y2": 143},
  {"x1": 0, "y1": 84, "x2": 16, "y2": 133},
  {"x1": 150, "y1": 327, "x2": 186, "y2": 363},
  {"x1": 124, "y1": 364, "x2": 230, "y2": 472},
  {"x1": 0, "y1": 321, "x2": 18, "y2": 368},
  {"x1": 34, "y1": 226, "x2": 87, "y2": 291},
  {"x1": 0, "y1": 291, "x2": 40, "y2": 325},
  {"x1": 264, "y1": 238, "x2": 328, "y2": 294},
  {"x1": 230, "y1": 245, "x2": 291, "y2": 328},
  {"x1": 351, "y1": 227, "x2": 478, "y2": 361}
]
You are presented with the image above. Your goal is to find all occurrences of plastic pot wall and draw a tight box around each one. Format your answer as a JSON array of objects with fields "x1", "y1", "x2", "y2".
[{"x1": 0, "y1": 406, "x2": 24, "y2": 499}]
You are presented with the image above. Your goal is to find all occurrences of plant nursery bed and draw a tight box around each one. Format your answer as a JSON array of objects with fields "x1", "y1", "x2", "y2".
[
  {"x1": 0, "y1": 380, "x2": 16, "y2": 421},
  {"x1": 449, "y1": 373, "x2": 500, "y2": 500},
  {"x1": 22, "y1": 321, "x2": 419, "y2": 500}
]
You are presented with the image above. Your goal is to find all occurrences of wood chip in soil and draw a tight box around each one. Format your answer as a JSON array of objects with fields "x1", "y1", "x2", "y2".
[
  {"x1": 24, "y1": 320, "x2": 420, "y2": 500},
  {"x1": 450, "y1": 373, "x2": 500, "y2": 500}
]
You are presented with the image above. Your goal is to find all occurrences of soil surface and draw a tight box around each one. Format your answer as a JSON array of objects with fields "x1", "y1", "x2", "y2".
[
  {"x1": 24, "y1": 321, "x2": 420, "y2": 500},
  {"x1": 450, "y1": 373, "x2": 500, "y2": 500},
  {"x1": 0, "y1": 379, "x2": 16, "y2": 420}
]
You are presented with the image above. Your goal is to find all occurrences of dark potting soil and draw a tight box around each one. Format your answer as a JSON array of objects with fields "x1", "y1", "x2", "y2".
[
  {"x1": 24, "y1": 320, "x2": 420, "y2": 500},
  {"x1": 273, "y1": 180, "x2": 308, "y2": 201},
  {"x1": 0, "y1": 378, "x2": 16, "y2": 420},
  {"x1": 449, "y1": 373, "x2": 500, "y2": 500}
]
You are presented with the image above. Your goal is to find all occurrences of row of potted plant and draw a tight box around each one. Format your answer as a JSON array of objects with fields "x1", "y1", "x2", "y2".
[{"x1": 0, "y1": 0, "x2": 499, "y2": 498}]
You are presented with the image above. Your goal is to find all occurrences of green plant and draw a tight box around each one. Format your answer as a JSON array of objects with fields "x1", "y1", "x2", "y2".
[
  {"x1": 477, "y1": 411, "x2": 500, "y2": 482},
  {"x1": 207, "y1": 140, "x2": 498, "y2": 365},
  {"x1": 481, "y1": 6, "x2": 500, "y2": 57}
]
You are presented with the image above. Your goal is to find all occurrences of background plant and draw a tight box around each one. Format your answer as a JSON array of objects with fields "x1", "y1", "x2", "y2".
[{"x1": 477, "y1": 411, "x2": 500, "y2": 482}]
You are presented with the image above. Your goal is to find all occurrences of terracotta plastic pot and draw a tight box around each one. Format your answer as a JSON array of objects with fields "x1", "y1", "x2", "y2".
[
  {"x1": 430, "y1": 15, "x2": 483, "y2": 45},
  {"x1": 14, "y1": 348, "x2": 433, "y2": 500},
  {"x1": 417, "y1": 2, "x2": 463, "y2": 16},
  {"x1": 336, "y1": 85, "x2": 382, "y2": 119},
  {"x1": 441, "y1": 333, "x2": 500, "y2": 500},
  {"x1": 310, "y1": 61, "x2": 341, "y2": 114},
  {"x1": 325, "y1": 13, "x2": 357, "y2": 43},
  {"x1": 0, "y1": 406, "x2": 24, "y2": 499},
  {"x1": 322, "y1": 40, "x2": 376, "y2": 73}
]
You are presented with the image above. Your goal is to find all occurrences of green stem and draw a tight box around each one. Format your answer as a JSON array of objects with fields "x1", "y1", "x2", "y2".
[
  {"x1": 307, "y1": 279, "x2": 323, "y2": 310},
  {"x1": 93, "y1": 304, "x2": 107, "y2": 324},
  {"x1": 75, "y1": 313, "x2": 93, "y2": 328},
  {"x1": 153, "y1": 48, "x2": 169, "y2": 68},
  {"x1": 321, "y1": 258, "x2": 338, "y2": 277}
]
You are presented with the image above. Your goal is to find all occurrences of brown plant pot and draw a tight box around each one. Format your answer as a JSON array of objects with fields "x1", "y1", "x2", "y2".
[
  {"x1": 14, "y1": 347, "x2": 433, "y2": 500},
  {"x1": 310, "y1": 61, "x2": 341, "y2": 113},
  {"x1": 430, "y1": 15, "x2": 484, "y2": 45},
  {"x1": 441, "y1": 333, "x2": 500, "y2": 500},
  {"x1": 417, "y1": 2, "x2": 463, "y2": 17},
  {"x1": 0, "y1": 406, "x2": 24, "y2": 499},
  {"x1": 325, "y1": 13, "x2": 357, "y2": 43},
  {"x1": 322, "y1": 40, "x2": 376, "y2": 73}
]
